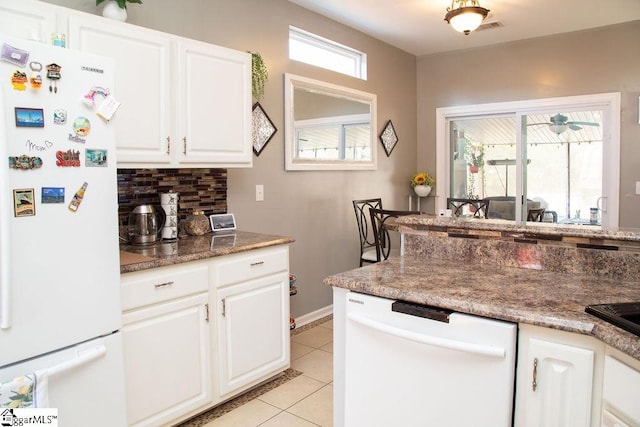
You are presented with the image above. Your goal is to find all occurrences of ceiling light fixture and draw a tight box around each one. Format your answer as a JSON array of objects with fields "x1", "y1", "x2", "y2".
[{"x1": 444, "y1": 0, "x2": 490, "y2": 35}]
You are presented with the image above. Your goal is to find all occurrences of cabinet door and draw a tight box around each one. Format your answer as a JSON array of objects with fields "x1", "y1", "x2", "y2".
[
  {"x1": 68, "y1": 14, "x2": 172, "y2": 165},
  {"x1": 518, "y1": 337, "x2": 595, "y2": 427},
  {"x1": 0, "y1": 0, "x2": 57, "y2": 42},
  {"x1": 217, "y1": 273, "x2": 289, "y2": 396},
  {"x1": 176, "y1": 38, "x2": 252, "y2": 167},
  {"x1": 122, "y1": 293, "x2": 212, "y2": 427}
]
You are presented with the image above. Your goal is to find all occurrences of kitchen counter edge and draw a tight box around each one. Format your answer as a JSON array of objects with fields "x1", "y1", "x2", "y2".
[{"x1": 120, "y1": 231, "x2": 294, "y2": 274}]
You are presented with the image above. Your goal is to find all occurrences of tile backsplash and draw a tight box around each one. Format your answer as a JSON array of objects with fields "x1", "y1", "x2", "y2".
[{"x1": 117, "y1": 168, "x2": 227, "y2": 228}]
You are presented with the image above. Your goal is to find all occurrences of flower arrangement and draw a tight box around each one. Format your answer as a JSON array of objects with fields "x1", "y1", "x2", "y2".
[
  {"x1": 411, "y1": 172, "x2": 435, "y2": 188},
  {"x1": 96, "y1": 0, "x2": 142, "y2": 9}
]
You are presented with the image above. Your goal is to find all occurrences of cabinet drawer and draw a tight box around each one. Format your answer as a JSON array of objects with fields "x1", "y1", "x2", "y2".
[
  {"x1": 121, "y1": 262, "x2": 209, "y2": 311},
  {"x1": 214, "y1": 246, "x2": 288, "y2": 287}
]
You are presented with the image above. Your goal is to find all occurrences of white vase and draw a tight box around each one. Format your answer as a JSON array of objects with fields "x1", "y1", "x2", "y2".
[
  {"x1": 101, "y1": 1, "x2": 127, "y2": 22},
  {"x1": 414, "y1": 185, "x2": 432, "y2": 197}
]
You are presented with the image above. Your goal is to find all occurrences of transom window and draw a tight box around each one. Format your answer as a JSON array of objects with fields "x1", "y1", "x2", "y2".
[
  {"x1": 436, "y1": 93, "x2": 620, "y2": 229},
  {"x1": 288, "y1": 26, "x2": 367, "y2": 80}
]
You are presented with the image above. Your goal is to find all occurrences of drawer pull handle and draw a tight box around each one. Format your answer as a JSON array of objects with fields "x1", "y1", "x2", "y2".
[
  {"x1": 250, "y1": 261, "x2": 264, "y2": 267},
  {"x1": 154, "y1": 281, "x2": 174, "y2": 289},
  {"x1": 532, "y1": 357, "x2": 538, "y2": 391}
]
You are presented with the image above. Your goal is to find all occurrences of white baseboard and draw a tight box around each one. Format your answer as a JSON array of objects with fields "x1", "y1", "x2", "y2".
[{"x1": 294, "y1": 305, "x2": 333, "y2": 328}]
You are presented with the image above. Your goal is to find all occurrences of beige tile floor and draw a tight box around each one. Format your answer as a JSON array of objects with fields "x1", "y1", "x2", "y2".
[{"x1": 204, "y1": 319, "x2": 334, "y2": 427}]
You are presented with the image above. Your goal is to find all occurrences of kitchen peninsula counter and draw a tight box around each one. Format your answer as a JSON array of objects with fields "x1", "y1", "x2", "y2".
[
  {"x1": 325, "y1": 215, "x2": 640, "y2": 360},
  {"x1": 120, "y1": 231, "x2": 294, "y2": 274},
  {"x1": 324, "y1": 255, "x2": 640, "y2": 359}
]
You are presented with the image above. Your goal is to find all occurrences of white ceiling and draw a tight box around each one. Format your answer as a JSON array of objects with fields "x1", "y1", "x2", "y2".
[{"x1": 288, "y1": 0, "x2": 640, "y2": 56}]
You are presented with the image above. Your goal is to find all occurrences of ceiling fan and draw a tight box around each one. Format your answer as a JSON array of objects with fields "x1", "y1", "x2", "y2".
[{"x1": 528, "y1": 113, "x2": 600, "y2": 135}]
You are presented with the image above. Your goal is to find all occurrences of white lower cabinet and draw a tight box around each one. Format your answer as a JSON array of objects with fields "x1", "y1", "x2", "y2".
[
  {"x1": 120, "y1": 246, "x2": 290, "y2": 426},
  {"x1": 216, "y1": 274, "x2": 289, "y2": 396},
  {"x1": 122, "y1": 293, "x2": 212, "y2": 427},
  {"x1": 213, "y1": 247, "x2": 291, "y2": 397},
  {"x1": 120, "y1": 261, "x2": 212, "y2": 427},
  {"x1": 601, "y1": 348, "x2": 640, "y2": 427},
  {"x1": 514, "y1": 324, "x2": 604, "y2": 427}
]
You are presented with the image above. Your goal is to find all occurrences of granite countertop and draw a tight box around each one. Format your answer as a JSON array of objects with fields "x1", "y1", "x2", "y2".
[
  {"x1": 120, "y1": 231, "x2": 294, "y2": 274},
  {"x1": 395, "y1": 215, "x2": 640, "y2": 242},
  {"x1": 324, "y1": 255, "x2": 640, "y2": 360}
]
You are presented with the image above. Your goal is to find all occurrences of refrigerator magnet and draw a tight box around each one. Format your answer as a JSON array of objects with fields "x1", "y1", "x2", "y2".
[
  {"x1": 13, "y1": 188, "x2": 35, "y2": 217},
  {"x1": 15, "y1": 107, "x2": 44, "y2": 128},
  {"x1": 42, "y1": 187, "x2": 65, "y2": 204},
  {"x1": 46, "y1": 63, "x2": 61, "y2": 93},
  {"x1": 56, "y1": 149, "x2": 81, "y2": 167},
  {"x1": 8, "y1": 155, "x2": 42, "y2": 170},
  {"x1": 68, "y1": 116, "x2": 90, "y2": 143},
  {"x1": 29, "y1": 61, "x2": 43, "y2": 89},
  {"x1": 68, "y1": 182, "x2": 88, "y2": 212},
  {"x1": 83, "y1": 86, "x2": 109, "y2": 108},
  {"x1": 1, "y1": 43, "x2": 29, "y2": 67},
  {"x1": 85, "y1": 149, "x2": 107, "y2": 167},
  {"x1": 53, "y1": 109, "x2": 67, "y2": 125},
  {"x1": 11, "y1": 70, "x2": 27, "y2": 91}
]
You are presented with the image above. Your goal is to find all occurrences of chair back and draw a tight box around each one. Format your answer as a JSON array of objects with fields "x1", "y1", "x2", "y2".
[
  {"x1": 447, "y1": 198, "x2": 491, "y2": 218},
  {"x1": 527, "y1": 208, "x2": 546, "y2": 222},
  {"x1": 352, "y1": 198, "x2": 383, "y2": 266},
  {"x1": 369, "y1": 208, "x2": 421, "y2": 262}
]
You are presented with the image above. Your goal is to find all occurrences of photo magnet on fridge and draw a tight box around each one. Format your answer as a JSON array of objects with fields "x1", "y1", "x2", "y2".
[
  {"x1": 15, "y1": 107, "x2": 44, "y2": 127},
  {"x1": 13, "y1": 188, "x2": 35, "y2": 217},
  {"x1": 42, "y1": 187, "x2": 65, "y2": 204}
]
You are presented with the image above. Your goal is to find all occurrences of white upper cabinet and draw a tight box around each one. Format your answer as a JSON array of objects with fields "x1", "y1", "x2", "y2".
[
  {"x1": 67, "y1": 10, "x2": 252, "y2": 168},
  {"x1": 176, "y1": 38, "x2": 252, "y2": 166},
  {"x1": 0, "y1": 0, "x2": 57, "y2": 43},
  {"x1": 68, "y1": 14, "x2": 173, "y2": 165}
]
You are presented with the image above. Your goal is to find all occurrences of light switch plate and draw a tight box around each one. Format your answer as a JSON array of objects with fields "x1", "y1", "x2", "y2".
[
  {"x1": 636, "y1": 181, "x2": 640, "y2": 195},
  {"x1": 256, "y1": 184, "x2": 264, "y2": 201}
]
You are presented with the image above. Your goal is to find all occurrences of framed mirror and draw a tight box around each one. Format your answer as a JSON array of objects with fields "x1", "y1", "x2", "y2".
[{"x1": 284, "y1": 73, "x2": 377, "y2": 171}]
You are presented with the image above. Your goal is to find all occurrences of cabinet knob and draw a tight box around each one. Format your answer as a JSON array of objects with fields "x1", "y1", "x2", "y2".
[
  {"x1": 183, "y1": 137, "x2": 187, "y2": 155},
  {"x1": 166, "y1": 136, "x2": 170, "y2": 155}
]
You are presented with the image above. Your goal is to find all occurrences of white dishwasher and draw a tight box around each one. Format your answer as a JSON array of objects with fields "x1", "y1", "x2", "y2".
[{"x1": 344, "y1": 292, "x2": 517, "y2": 427}]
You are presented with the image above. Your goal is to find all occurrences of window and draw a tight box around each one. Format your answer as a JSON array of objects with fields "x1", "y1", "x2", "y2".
[
  {"x1": 289, "y1": 26, "x2": 367, "y2": 80},
  {"x1": 436, "y1": 93, "x2": 620, "y2": 229}
]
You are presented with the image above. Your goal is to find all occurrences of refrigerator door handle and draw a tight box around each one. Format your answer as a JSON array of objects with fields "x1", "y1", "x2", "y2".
[
  {"x1": 48, "y1": 345, "x2": 107, "y2": 377},
  {"x1": 0, "y1": 95, "x2": 10, "y2": 330}
]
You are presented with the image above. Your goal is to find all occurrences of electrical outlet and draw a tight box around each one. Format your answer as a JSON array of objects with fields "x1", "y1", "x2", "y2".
[{"x1": 256, "y1": 184, "x2": 264, "y2": 201}]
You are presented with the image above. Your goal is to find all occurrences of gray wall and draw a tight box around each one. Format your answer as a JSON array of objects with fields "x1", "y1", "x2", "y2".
[
  {"x1": 417, "y1": 21, "x2": 640, "y2": 229},
  {"x1": 45, "y1": 0, "x2": 418, "y2": 319}
]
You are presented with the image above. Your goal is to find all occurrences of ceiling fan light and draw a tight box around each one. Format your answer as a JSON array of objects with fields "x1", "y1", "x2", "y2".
[
  {"x1": 445, "y1": 1, "x2": 490, "y2": 35},
  {"x1": 549, "y1": 124, "x2": 568, "y2": 135}
]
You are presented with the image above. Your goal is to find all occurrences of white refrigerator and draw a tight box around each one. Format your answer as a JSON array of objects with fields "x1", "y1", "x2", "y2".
[{"x1": 0, "y1": 35, "x2": 127, "y2": 425}]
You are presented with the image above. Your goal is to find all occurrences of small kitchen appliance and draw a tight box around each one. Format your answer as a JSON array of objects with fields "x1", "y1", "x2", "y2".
[{"x1": 128, "y1": 204, "x2": 166, "y2": 244}]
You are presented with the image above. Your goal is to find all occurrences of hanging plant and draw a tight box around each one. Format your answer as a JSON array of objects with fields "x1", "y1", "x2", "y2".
[
  {"x1": 96, "y1": 0, "x2": 143, "y2": 9},
  {"x1": 249, "y1": 51, "x2": 269, "y2": 100}
]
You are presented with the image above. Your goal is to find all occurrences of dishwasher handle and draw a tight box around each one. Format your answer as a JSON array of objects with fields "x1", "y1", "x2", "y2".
[{"x1": 347, "y1": 312, "x2": 506, "y2": 359}]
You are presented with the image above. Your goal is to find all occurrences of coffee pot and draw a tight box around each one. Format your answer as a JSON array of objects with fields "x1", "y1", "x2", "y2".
[{"x1": 128, "y1": 204, "x2": 166, "y2": 245}]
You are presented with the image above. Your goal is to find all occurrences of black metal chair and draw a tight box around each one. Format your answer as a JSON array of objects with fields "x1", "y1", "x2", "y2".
[
  {"x1": 527, "y1": 208, "x2": 546, "y2": 222},
  {"x1": 446, "y1": 198, "x2": 491, "y2": 218},
  {"x1": 369, "y1": 208, "x2": 422, "y2": 262},
  {"x1": 352, "y1": 198, "x2": 383, "y2": 266}
]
